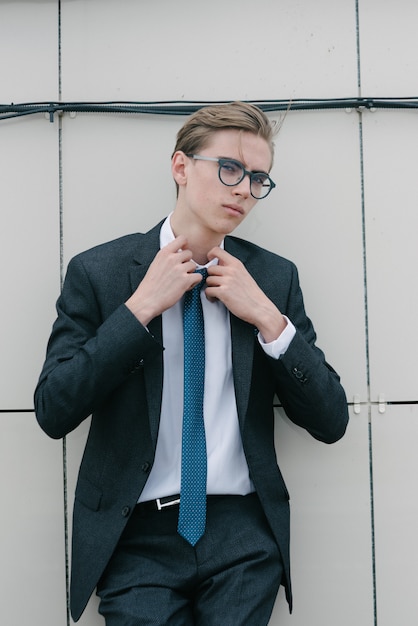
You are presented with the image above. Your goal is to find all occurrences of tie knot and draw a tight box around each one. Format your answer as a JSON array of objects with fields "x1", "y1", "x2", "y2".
[{"x1": 195, "y1": 268, "x2": 208, "y2": 289}]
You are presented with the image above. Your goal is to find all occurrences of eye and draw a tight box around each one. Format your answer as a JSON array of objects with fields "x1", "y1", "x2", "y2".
[
  {"x1": 220, "y1": 160, "x2": 242, "y2": 176},
  {"x1": 252, "y1": 173, "x2": 269, "y2": 186}
]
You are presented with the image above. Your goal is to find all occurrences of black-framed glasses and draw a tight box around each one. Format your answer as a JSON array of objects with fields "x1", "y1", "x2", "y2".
[{"x1": 186, "y1": 154, "x2": 276, "y2": 199}]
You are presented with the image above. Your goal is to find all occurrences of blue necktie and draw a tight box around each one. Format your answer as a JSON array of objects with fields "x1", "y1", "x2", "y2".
[{"x1": 177, "y1": 268, "x2": 208, "y2": 546}]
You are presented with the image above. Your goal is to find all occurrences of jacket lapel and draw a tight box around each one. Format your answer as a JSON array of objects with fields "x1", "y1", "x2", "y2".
[
  {"x1": 224, "y1": 237, "x2": 257, "y2": 428},
  {"x1": 129, "y1": 221, "x2": 164, "y2": 447}
]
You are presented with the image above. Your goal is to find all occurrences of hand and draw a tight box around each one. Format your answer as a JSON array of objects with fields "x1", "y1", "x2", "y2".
[
  {"x1": 126, "y1": 236, "x2": 202, "y2": 326},
  {"x1": 206, "y1": 247, "x2": 287, "y2": 343}
]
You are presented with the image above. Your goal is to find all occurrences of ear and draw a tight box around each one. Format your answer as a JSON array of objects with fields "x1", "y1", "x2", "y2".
[{"x1": 171, "y1": 151, "x2": 189, "y2": 188}]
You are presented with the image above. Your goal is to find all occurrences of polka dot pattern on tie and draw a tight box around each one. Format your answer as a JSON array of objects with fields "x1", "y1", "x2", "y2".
[{"x1": 177, "y1": 268, "x2": 208, "y2": 546}]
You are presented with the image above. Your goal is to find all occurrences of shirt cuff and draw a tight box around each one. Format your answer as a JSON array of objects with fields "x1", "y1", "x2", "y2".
[{"x1": 258, "y1": 316, "x2": 296, "y2": 360}]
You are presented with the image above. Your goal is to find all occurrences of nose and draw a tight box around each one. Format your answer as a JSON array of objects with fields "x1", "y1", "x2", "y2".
[{"x1": 232, "y1": 174, "x2": 251, "y2": 198}]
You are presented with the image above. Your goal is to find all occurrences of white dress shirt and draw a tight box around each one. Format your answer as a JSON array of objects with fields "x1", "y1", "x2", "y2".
[{"x1": 139, "y1": 215, "x2": 296, "y2": 502}]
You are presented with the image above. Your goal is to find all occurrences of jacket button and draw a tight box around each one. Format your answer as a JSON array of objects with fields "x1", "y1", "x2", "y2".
[
  {"x1": 141, "y1": 462, "x2": 151, "y2": 473},
  {"x1": 128, "y1": 359, "x2": 145, "y2": 374},
  {"x1": 121, "y1": 506, "x2": 130, "y2": 517},
  {"x1": 292, "y1": 367, "x2": 307, "y2": 383}
]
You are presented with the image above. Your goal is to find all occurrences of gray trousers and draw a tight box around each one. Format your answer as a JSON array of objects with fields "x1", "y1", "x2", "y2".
[{"x1": 97, "y1": 493, "x2": 283, "y2": 625}]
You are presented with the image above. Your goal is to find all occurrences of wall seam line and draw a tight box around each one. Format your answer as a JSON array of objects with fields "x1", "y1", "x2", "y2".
[
  {"x1": 57, "y1": 1, "x2": 71, "y2": 624},
  {"x1": 356, "y1": 1, "x2": 378, "y2": 624}
]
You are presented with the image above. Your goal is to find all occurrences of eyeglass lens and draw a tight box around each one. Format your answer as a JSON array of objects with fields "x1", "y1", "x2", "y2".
[{"x1": 218, "y1": 160, "x2": 272, "y2": 199}]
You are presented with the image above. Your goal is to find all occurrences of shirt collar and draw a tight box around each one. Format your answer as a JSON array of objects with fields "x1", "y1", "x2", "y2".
[{"x1": 160, "y1": 213, "x2": 222, "y2": 269}]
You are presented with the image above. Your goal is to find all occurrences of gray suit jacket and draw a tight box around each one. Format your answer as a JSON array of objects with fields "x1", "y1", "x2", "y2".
[{"x1": 35, "y1": 220, "x2": 349, "y2": 621}]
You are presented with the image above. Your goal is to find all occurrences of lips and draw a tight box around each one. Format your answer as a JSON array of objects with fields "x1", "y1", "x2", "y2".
[{"x1": 223, "y1": 204, "x2": 244, "y2": 216}]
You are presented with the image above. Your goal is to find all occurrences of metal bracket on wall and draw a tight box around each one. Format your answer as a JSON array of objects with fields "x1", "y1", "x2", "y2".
[
  {"x1": 378, "y1": 393, "x2": 386, "y2": 414},
  {"x1": 353, "y1": 394, "x2": 362, "y2": 415}
]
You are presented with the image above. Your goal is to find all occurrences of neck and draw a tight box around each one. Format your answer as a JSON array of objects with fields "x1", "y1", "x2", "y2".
[{"x1": 170, "y1": 211, "x2": 223, "y2": 266}]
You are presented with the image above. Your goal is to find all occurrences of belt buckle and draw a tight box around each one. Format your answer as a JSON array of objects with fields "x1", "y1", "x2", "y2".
[{"x1": 156, "y1": 495, "x2": 180, "y2": 511}]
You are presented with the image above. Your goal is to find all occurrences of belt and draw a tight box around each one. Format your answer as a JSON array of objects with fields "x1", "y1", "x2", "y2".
[
  {"x1": 137, "y1": 493, "x2": 238, "y2": 513},
  {"x1": 138, "y1": 494, "x2": 181, "y2": 512}
]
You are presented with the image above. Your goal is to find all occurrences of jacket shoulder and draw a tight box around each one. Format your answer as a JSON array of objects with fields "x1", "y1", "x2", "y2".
[
  {"x1": 226, "y1": 235, "x2": 297, "y2": 272},
  {"x1": 71, "y1": 233, "x2": 144, "y2": 265}
]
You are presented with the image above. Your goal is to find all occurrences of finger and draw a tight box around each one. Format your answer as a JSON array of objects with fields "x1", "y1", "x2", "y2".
[
  {"x1": 158, "y1": 244, "x2": 193, "y2": 266},
  {"x1": 162, "y1": 234, "x2": 188, "y2": 253},
  {"x1": 184, "y1": 260, "x2": 200, "y2": 275},
  {"x1": 207, "y1": 246, "x2": 227, "y2": 263},
  {"x1": 207, "y1": 264, "x2": 224, "y2": 277},
  {"x1": 186, "y1": 272, "x2": 205, "y2": 291},
  {"x1": 205, "y1": 291, "x2": 219, "y2": 303},
  {"x1": 174, "y1": 249, "x2": 194, "y2": 264}
]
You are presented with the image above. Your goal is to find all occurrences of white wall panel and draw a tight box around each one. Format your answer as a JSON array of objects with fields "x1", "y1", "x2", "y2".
[
  {"x1": 363, "y1": 111, "x2": 418, "y2": 402},
  {"x1": 372, "y1": 404, "x2": 418, "y2": 626},
  {"x1": 0, "y1": 0, "x2": 58, "y2": 101},
  {"x1": 270, "y1": 406, "x2": 374, "y2": 625},
  {"x1": 60, "y1": 113, "x2": 179, "y2": 264},
  {"x1": 359, "y1": 0, "x2": 418, "y2": 95},
  {"x1": 0, "y1": 118, "x2": 60, "y2": 409},
  {"x1": 0, "y1": 413, "x2": 66, "y2": 626},
  {"x1": 61, "y1": 0, "x2": 358, "y2": 101}
]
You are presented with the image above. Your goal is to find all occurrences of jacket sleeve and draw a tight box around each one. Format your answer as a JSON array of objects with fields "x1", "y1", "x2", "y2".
[
  {"x1": 34, "y1": 255, "x2": 162, "y2": 439},
  {"x1": 269, "y1": 262, "x2": 349, "y2": 444}
]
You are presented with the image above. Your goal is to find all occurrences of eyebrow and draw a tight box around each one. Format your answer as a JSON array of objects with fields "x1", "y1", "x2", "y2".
[{"x1": 218, "y1": 156, "x2": 270, "y2": 175}]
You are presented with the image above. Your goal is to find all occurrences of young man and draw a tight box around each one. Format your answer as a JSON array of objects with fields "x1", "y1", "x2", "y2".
[{"x1": 35, "y1": 102, "x2": 349, "y2": 625}]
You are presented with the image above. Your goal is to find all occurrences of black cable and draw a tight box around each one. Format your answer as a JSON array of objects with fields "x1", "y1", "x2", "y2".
[{"x1": 1, "y1": 97, "x2": 418, "y2": 122}]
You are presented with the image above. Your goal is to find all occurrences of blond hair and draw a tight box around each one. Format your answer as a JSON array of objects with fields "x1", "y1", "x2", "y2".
[{"x1": 172, "y1": 101, "x2": 276, "y2": 160}]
